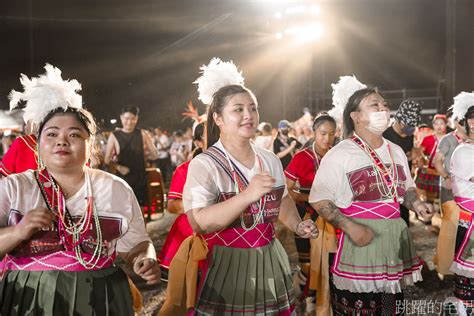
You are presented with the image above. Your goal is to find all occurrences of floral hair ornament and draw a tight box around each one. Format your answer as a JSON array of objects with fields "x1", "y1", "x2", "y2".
[
  {"x1": 328, "y1": 75, "x2": 367, "y2": 124},
  {"x1": 193, "y1": 57, "x2": 245, "y2": 106},
  {"x1": 451, "y1": 91, "x2": 474, "y2": 121},
  {"x1": 8, "y1": 63, "x2": 83, "y2": 132}
]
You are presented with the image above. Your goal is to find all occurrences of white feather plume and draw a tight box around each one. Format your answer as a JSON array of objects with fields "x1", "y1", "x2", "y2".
[
  {"x1": 328, "y1": 75, "x2": 367, "y2": 124},
  {"x1": 8, "y1": 63, "x2": 82, "y2": 126},
  {"x1": 193, "y1": 58, "x2": 245, "y2": 105},
  {"x1": 451, "y1": 91, "x2": 474, "y2": 121}
]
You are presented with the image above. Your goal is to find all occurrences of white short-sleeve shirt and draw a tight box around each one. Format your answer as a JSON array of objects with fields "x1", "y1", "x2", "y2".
[
  {"x1": 0, "y1": 168, "x2": 150, "y2": 255},
  {"x1": 309, "y1": 137, "x2": 415, "y2": 208},
  {"x1": 451, "y1": 143, "x2": 474, "y2": 198},
  {"x1": 183, "y1": 140, "x2": 288, "y2": 212}
]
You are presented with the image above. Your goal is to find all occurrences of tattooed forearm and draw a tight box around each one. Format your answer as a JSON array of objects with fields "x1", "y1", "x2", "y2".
[
  {"x1": 403, "y1": 188, "x2": 419, "y2": 210},
  {"x1": 312, "y1": 200, "x2": 350, "y2": 230}
]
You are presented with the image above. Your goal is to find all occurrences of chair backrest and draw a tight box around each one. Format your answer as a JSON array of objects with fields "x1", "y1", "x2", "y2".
[{"x1": 146, "y1": 167, "x2": 165, "y2": 215}]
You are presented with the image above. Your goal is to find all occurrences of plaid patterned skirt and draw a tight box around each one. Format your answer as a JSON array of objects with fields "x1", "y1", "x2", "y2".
[
  {"x1": 194, "y1": 239, "x2": 295, "y2": 315},
  {"x1": 415, "y1": 167, "x2": 441, "y2": 201}
]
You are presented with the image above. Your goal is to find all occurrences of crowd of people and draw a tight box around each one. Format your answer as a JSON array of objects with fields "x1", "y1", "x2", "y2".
[{"x1": 0, "y1": 61, "x2": 473, "y2": 316}]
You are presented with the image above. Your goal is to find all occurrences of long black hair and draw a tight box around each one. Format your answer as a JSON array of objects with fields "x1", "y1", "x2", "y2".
[
  {"x1": 205, "y1": 84, "x2": 257, "y2": 147},
  {"x1": 342, "y1": 87, "x2": 381, "y2": 139}
]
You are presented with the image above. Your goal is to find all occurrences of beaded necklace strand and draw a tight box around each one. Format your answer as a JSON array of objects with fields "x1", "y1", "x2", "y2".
[
  {"x1": 352, "y1": 134, "x2": 399, "y2": 202},
  {"x1": 222, "y1": 145, "x2": 267, "y2": 231},
  {"x1": 37, "y1": 168, "x2": 104, "y2": 269}
]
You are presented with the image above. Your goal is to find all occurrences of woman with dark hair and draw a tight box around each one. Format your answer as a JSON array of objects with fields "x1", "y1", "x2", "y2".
[
  {"x1": 415, "y1": 114, "x2": 447, "y2": 210},
  {"x1": 183, "y1": 80, "x2": 318, "y2": 314},
  {"x1": 0, "y1": 65, "x2": 160, "y2": 314},
  {"x1": 440, "y1": 95, "x2": 474, "y2": 313},
  {"x1": 158, "y1": 122, "x2": 205, "y2": 281},
  {"x1": 309, "y1": 85, "x2": 432, "y2": 315},
  {"x1": 104, "y1": 105, "x2": 158, "y2": 206},
  {"x1": 284, "y1": 112, "x2": 336, "y2": 312}
]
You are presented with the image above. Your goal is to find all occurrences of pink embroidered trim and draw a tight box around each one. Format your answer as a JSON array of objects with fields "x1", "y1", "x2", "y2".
[
  {"x1": 453, "y1": 196, "x2": 474, "y2": 269},
  {"x1": 204, "y1": 223, "x2": 275, "y2": 250},
  {"x1": 339, "y1": 202, "x2": 400, "y2": 219},
  {"x1": 0, "y1": 251, "x2": 114, "y2": 272}
]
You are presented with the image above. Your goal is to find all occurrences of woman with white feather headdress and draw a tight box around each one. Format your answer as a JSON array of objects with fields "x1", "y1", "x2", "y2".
[
  {"x1": 309, "y1": 76, "x2": 432, "y2": 314},
  {"x1": 439, "y1": 91, "x2": 474, "y2": 314},
  {"x1": 161, "y1": 58, "x2": 318, "y2": 315},
  {"x1": 0, "y1": 64, "x2": 160, "y2": 314}
]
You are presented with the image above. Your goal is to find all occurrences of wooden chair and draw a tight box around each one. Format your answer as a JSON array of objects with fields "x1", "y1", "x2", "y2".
[{"x1": 145, "y1": 167, "x2": 166, "y2": 221}]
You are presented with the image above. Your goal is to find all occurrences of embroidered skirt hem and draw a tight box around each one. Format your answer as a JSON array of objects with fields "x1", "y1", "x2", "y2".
[{"x1": 331, "y1": 218, "x2": 423, "y2": 294}]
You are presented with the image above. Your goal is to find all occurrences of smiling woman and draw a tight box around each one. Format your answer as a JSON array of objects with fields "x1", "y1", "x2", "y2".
[{"x1": 0, "y1": 64, "x2": 160, "y2": 315}]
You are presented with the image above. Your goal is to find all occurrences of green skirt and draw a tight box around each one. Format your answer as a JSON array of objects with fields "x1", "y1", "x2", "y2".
[
  {"x1": 195, "y1": 239, "x2": 295, "y2": 315},
  {"x1": 0, "y1": 266, "x2": 133, "y2": 316},
  {"x1": 332, "y1": 218, "x2": 423, "y2": 294}
]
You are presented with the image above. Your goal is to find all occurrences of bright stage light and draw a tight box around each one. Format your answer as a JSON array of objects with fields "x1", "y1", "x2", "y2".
[
  {"x1": 275, "y1": 32, "x2": 284, "y2": 40},
  {"x1": 285, "y1": 5, "x2": 306, "y2": 15},
  {"x1": 110, "y1": 119, "x2": 117, "y2": 124},
  {"x1": 309, "y1": 5, "x2": 320, "y2": 16},
  {"x1": 281, "y1": 23, "x2": 324, "y2": 43}
]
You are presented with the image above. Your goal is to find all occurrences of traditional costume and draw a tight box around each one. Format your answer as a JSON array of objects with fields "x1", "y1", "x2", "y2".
[
  {"x1": 158, "y1": 161, "x2": 193, "y2": 282},
  {"x1": 285, "y1": 145, "x2": 320, "y2": 264},
  {"x1": 433, "y1": 131, "x2": 464, "y2": 275},
  {"x1": 309, "y1": 135, "x2": 423, "y2": 315},
  {"x1": 447, "y1": 143, "x2": 474, "y2": 312},
  {"x1": 0, "y1": 64, "x2": 149, "y2": 314},
  {"x1": 0, "y1": 134, "x2": 37, "y2": 176},
  {"x1": 435, "y1": 93, "x2": 474, "y2": 277},
  {"x1": 416, "y1": 134, "x2": 442, "y2": 202},
  {"x1": 0, "y1": 168, "x2": 149, "y2": 314},
  {"x1": 183, "y1": 141, "x2": 295, "y2": 315}
]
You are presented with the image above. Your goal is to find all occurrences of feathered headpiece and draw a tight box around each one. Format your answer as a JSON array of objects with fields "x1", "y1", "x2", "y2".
[
  {"x1": 451, "y1": 91, "x2": 474, "y2": 121},
  {"x1": 328, "y1": 75, "x2": 367, "y2": 124},
  {"x1": 8, "y1": 63, "x2": 82, "y2": 129},
  {"x1": 193, "y1": 58, "x2": 245, "y2": 105}
]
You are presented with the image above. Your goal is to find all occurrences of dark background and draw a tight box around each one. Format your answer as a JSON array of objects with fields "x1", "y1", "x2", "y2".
[{"x1": 0, "y1": 0, "x2": 473, "y2": 130}]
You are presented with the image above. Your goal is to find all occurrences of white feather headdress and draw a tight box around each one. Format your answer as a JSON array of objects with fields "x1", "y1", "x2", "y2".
[
  {"x1": 193, "y1": 58, "x2": 245, "y2": 105},
  {"x1": 328, "y1": 75, "x2": 367, "y2": 124},
  {"x1": 451, "y1": 91, "x2": 474, "y2": 121},
  {"x1": 8, "y1": 63, "x2": 82, "y2": 128}
]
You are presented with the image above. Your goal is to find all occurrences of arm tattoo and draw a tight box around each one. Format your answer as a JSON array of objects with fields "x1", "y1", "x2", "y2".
[
  {"x1": 314, "y1": 200, "x2": 350, "y2": 230},
  {"x1": 402, "y1": 188, "x2": 418, "y2": 210}
]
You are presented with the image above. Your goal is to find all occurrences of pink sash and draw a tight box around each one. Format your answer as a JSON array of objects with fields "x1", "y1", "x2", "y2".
[
  {"x1": 453, "y1": 196, "x2": 474, "y2": 270},
  {"x1": 340, "y1": 202, "x2": 400, "y2": 219},
  {"x1": 2, "y1": 251, "x2": 114, "y2": 272},
  {"x1": 203, "y1": 222, "x2": 275, "y2": 251}
]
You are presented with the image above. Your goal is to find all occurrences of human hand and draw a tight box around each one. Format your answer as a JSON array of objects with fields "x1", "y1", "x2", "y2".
[
  {"x1": 15, "y1": 207, "x2": 53, "y2": 241},
  {"x1": 133, "y1": 256, "x2": 161, "y2": 285},
  {"x1": 295, "y1": 220, "x2": 318, "y2": 239},
  {"x1": 243, "y1": 172, "x2": 275, "y2": 203},
  {"x1": 117, "y1": 165, "x2": 130, "y2": 176},
  {"x1": 414, "y1": 201, "x2": 433, "y2": 218},
  {"x1": 346, "y1": 221, "x2": 375, "y2": 247}
]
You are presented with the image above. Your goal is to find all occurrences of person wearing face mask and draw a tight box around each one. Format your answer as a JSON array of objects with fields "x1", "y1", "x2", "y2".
[
  {"x1": 310, "y1": 82, "x2": 432, "y2": 315},
  {"x1": 273, "y1": 120, "x2": 301, "y2": 169},
  {"x1": 383, "y1": 100, "x2": 422, "y2": 225}
]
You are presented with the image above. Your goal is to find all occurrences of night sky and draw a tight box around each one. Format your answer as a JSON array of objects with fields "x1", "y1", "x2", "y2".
[{"x1": 0, "y1": 0, "x2": 473, "y2": 131}]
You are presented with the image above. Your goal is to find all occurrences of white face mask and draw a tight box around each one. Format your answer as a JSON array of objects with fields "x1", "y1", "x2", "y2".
[{"x1": 366, "y1": 111, "x2": 390, "y2": 135}]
